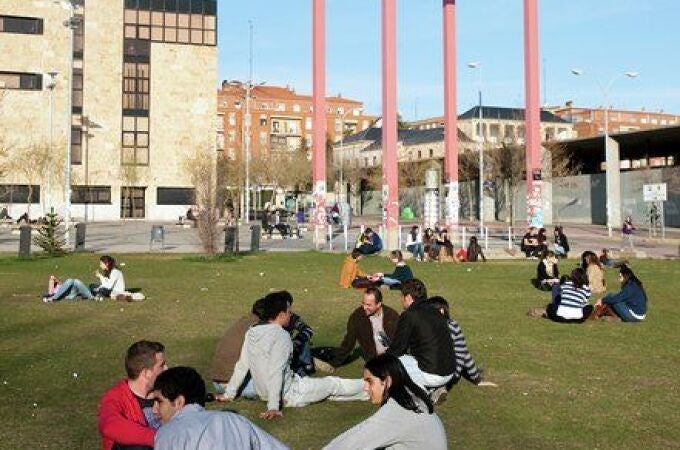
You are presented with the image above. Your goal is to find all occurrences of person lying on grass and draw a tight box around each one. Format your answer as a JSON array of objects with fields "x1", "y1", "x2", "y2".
[
  {"x1": 43, "y1": 255, "x2": 124, "y2": 302},
  {"x1": 322, "y1": 354, "x2": 447, "y2": 450}
]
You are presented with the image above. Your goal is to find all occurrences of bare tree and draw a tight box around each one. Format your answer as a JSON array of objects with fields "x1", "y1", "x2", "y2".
[
  {"x1": 486, "y1": 143, "x2": 526, "y2": 225},
  {"x1": 458, "y1": 150, "x2": 480, "y2": 221},
  {"x1": 543, "y1": 142, "x2": 582, "y2": 224},
  {"x1": 183, "y1": 146, "x2": 220, "y2": 254}
]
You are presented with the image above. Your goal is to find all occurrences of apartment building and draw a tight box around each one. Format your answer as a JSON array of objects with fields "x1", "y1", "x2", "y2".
[
  {"x1": 217, "y1": 81, "x2": 377, "y2": 160},
  {"x1": 548, "y1": 101, "x2": 680, "y2": 138},
  {"x1": 0, "y1": 0, "x2": 217, "y2": 220}
]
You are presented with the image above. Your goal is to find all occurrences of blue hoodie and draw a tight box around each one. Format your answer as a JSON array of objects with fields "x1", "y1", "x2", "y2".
[{"x1": 603, "y1": 281, "x2": 647, "y2": 316}]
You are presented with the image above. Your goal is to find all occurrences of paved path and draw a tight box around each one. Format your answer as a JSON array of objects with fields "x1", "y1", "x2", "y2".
[{"x1": 1, "y1": 218, "x2": 678, "y2": 259}]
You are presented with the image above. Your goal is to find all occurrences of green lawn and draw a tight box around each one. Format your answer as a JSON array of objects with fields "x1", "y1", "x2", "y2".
[{"x1": 0, "y1": 252, "x2": 678, "y2": 449}]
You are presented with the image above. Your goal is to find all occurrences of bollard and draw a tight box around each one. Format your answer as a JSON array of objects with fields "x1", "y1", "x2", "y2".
[
  {"x1": 314, "y1": 226, "x2": 320, "y2": 250},
  {"x1": 484, "y1": 227, "x2": 489, "y2": 250},
  {"x1": 398, "y1": 225, "x2": 403, "y2": 249},
  {"x1": 508, "y1": 226, "x2": 513, "y2": 249},
  {"x1": 343, "y1": 224, "x2": 348, "y2": 251},
  {"x1": 224, "y1": 226, "x2": 237, "y2": 254},
  {"x1": 19, "y1": 225, "x2": 31, "y2": 258},
  {"x1": 75, "y1": 222, "x2": 86, "y2": 252},
  {"x1": 327, "y1": 224, "x2": 333, "y2": 251},
  {"x1": 250, "y1": 224, "x2": 261, "y2": 252},
  {"x1": 461, "y1": 226, "x2": 467, "y2": 248}
]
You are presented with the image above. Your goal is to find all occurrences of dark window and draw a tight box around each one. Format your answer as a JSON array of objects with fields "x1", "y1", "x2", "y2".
[
  {"x1": 0, "y1": 184, "x2": 40, "y2": 204},
  {"x1": 71, "y1": 126, "x2": 82, "y2": 165},
  {"x1": 157, "y1": 187, "x2": 195, "y2": 205},
  {"x1": 120, "y1": 187, "x2": 146, "y2": 218},
  {"x1": 164, "y1": 0, "x2": 178, "y2": 12},
  {"x1": 125, "y1": 0, "x2": 138, "y2": 8},
  {"x1": 122, "y1": 62, "x2": 150, "y2": 115},
  {"x1": 138, "y1": 0, "x2": 151, "y2": 10},
  {"x1": 73, "y1": 14, "x2": 84, "y2": 58},
  {"x1": 178, "y1": 0, "x2": 191, "y2": 13},
  {"x1": 0, "y1": 72, "x2": 42, "y2": 90},
  {"x1": 71, "y1": 186, "x2": 112, "y2": 204},
  {"x1": 151, "y1": 0, "x2": 164, "y2": 10},
  {"x1": 72, "y1": 68, "x2": 83, "y2": 113},
  {"x1": 124, "y1": 38, "x2": 151, "y2": 60},
  {"x1": 190, "y1": 0, "x2": 203, "y2": 13},
  {"x1": 204, "y1": 0, "x2": 217, "y2": 16},
  {"x1": 0, "y1": 15, "x2": 44, "y2": 35}
]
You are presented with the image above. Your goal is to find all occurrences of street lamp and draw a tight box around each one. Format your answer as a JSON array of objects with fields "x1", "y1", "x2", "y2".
[
  {"x1": 468, "y1": 61, "x2": 484, "y2": 232},
  {"x1": 45, "y1": 71, "x2": 59, "y2": 212},
  {"x1": 336, "y1": 109, "x2": 352, "y2": 205},
  {"x1": 571, "y1": 68, "x2": 639, "y2": 236}
]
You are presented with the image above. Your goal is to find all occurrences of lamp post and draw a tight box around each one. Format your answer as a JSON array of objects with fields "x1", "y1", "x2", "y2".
[
  {"x1": 468, "y1": 61, "x2": 484, "y2": 232},
  {"x1": 571, "y1": 69, "x2": 639, "y2": 236},
  {"x1": 336, "y1": 110, "x2": 352, "y2": 205},
  {"x1": 45, "y1": 71, "x2": 59, "y2": 212}
]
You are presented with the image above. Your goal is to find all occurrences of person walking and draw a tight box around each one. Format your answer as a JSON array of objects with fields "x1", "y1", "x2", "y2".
[{"x1": 621, "y1": 216, "x2": 636, "y2": 251}]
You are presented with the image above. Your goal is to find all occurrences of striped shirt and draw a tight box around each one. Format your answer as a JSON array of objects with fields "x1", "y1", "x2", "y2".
[
  {"x1": 447, "y1": 319, "x2": 482, "y2": 385},
  {"x1": 556, "y1": 281, "x2": 591, "y2": 319}
]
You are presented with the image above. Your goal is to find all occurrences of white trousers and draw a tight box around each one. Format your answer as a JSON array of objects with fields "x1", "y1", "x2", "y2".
[
  {"x1": 399, "y1": 355, "x2": 453, "y2": 391},
  {"x1": 283, "y1": 375, "x2": 367, "y2": 408}
]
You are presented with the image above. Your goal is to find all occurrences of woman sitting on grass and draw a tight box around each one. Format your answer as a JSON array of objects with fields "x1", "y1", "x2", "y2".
[
  {"x1": 370, "y1": 250, "x2": 414, "y2": 288},
  {"x1": 405, "y1": 225, "x2": 425, "y2": 262},
  {"x1": 43, "y1": 255, "x2": 127, "y2": 302},
  {"x1": 436, "y1": 229, "x2": 455, "y2": 262},
  {"x1": 582, "y1": 251, "x2": 606, "y2": 296},
  {"x1": 544, "y1": 267, "x2": 592, "y2": 323},
  {"x1": 322, "y1": 353, "x2": 447, "y2": 450},
  {"x1": 592, "y1": 265, "x2": 647, "y2": 322},
  {"x1": 534, "y1": 250, "x2": 559, "y2": 290},
  {"x1": 466, "y1": 236, "x2": 486, "y2": 263}
]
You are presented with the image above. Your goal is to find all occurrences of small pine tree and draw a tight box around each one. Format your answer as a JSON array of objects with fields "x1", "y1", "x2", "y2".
[{"x1": 33, "y1": 208, "x2": 67, "y2": 255}]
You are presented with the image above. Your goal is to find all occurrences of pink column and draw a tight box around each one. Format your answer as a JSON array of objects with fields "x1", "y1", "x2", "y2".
[
  {"x1": 381, "y1": 0, "x2": 399, "y2": 249},
  {"x1": 443, "y1": 0, "x2": 459, "y2": 231},
  {"x1": 524, "y1": 0, "x2": 543, "y2": 226},
  {"x1": 312, "y1": 0, "x2": 327, "y2": 228}
]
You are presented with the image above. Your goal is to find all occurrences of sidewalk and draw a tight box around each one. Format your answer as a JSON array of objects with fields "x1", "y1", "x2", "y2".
[{"x1": 0, "y1": 218, "x2": 678, "y2": 259}]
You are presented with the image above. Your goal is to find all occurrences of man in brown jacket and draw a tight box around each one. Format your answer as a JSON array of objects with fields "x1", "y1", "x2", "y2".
[
  {"x1": 329, "y1": 287, "x2": 399, "y2": 367},
  {"x1": 211, "y1": 299, "x2": 264, "y2": 401}
]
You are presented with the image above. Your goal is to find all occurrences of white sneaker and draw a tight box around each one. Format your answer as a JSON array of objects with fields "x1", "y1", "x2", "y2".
[{"x1": 131, "y1": 292, "x2": 145, "y2": 301}]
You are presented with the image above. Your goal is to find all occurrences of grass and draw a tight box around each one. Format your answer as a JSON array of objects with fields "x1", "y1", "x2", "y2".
[{"x1": 0, "y1": 252, "x2": 678, "y2": 449}]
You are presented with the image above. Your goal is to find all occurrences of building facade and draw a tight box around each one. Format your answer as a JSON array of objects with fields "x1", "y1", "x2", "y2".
[
  {"x1": 0, "y1": 0, "x2": 217, "y2": 221},
  {"x1": 217, "y1": 81, "x2": 377, "y2": 160},
  {"x1": 548, "y1": 101, "x2": 680, "y2": 138}
]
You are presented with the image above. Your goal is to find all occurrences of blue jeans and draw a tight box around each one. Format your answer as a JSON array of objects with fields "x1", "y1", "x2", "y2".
[
  {"x1": 213, "y1": 378, "x2": 257, "y2": 399},
  {"x1": 407, "y1": 243, "x2": 425, "y2": 260},
  {"x1": 381, "y1": 276, "x2": 401, "y2": 287},
  {"x1": 610, "y1": 302, "x2": 644, "y2": 322},
  {"x1": 51, "y1": 278, "x2": 94, "y2": 301}
]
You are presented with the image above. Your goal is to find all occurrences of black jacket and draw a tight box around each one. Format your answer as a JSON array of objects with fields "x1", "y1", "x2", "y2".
[{"x1": 387, "y1": 299, "x2": 456, "y2": 376}]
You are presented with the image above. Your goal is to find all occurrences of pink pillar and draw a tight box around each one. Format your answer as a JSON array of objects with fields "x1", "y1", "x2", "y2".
[
  {"x1": 443, "y1": 0, "x2": 459, "y2": 231},
  {"x1": 381, "y1": 0, "x2": 399, "y2": 249},
  {"x1": 524, "y1": 0, "x2": 543, "y2": 226},
  {"x1": 312, "y1": 0, "x2": 327, "y2": 228}
]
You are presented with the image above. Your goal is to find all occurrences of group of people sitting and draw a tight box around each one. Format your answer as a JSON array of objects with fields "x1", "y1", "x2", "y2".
[
  {"x1": 521, "y1": 225, "x2": 570, "y2": 259},
  {"x1": 531, "y1": 249, "x2": 647, "y2": 323},
  {"x1": 405, "y1": 225, "x2": 486, "y2": 263},
  {"x1": 339, "y1": 248, "x2": 414, "y2": 289},
  {"x1": 41, "y1": 255, "x2": 144, "y2": 302},
  {"x1": 98, "y1": 278, "x2": 491, "y2": 449}
]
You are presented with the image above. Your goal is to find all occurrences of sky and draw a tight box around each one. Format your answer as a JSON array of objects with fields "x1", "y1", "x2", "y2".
[{"x1": 217, "y1": 0, "x2": 680, "y2": 120}]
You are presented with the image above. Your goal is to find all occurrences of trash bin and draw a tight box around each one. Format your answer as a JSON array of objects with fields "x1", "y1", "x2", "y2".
[
  {"x1": 250, "y1": 225, "x2": 261, "y2": 252},
  {"x1": 150, "y1": 225, "x2": 165, "y2": 250},
  {"x1": 401, "y1": 206, "x2": 414, "y2": 220},
  {"x1": 224, "y1": 226, "x2": 238, "y2": 254},
  {"x1": 75, "y1": 222, "x2": 86, "y2": 252},
  {"x1": 19, "y1": 225, "x2": 31, "y2": 258}
]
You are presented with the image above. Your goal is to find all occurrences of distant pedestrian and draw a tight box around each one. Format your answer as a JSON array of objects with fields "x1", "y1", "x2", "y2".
[
  {"x1": 553, "y1": 226, "x2": 570, "y2": 258},
  {"x1": 621, "y1": 216, "x2": 636, "y2": 251}
]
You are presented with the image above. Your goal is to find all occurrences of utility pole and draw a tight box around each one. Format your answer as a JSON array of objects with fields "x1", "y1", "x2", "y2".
[{"x1": 244, "y1": 20, "x2": 253, "y2": 224}]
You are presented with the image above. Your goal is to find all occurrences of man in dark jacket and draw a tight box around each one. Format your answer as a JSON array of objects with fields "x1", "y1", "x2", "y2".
[
  {"x1": 387, "y1": 279, "x2": 456, "y2": 391},
  {"x1": 330, "y1": 287, "x2": 399, "y2": 367}
]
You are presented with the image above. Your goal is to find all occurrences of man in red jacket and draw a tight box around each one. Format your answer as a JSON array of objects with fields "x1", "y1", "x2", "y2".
[{"x1": 98, "y1": 340, "x2": 167, "y2": 450}]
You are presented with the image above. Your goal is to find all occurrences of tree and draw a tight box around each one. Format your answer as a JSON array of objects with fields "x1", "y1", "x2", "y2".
[
  {"x1": 543, "y1": 142, "x2": 583, "y2": 224},
  {"x1": 486, "y1": 143, "x2": 525, "y2": 225},
  {"x1": 33, "y1": 208, "x2": 67, "y2": 255},
  {"x1": 184, "y1": 146, "x2": 220, "y2": 254},
  {"x1": 458, "y1": 150, "x2": 480, "y2": 221}
]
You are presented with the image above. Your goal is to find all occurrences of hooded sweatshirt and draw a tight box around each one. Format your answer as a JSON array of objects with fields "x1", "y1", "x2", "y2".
[{"x1": 224, "y1": 323, "x2": 294, "y2": 411}]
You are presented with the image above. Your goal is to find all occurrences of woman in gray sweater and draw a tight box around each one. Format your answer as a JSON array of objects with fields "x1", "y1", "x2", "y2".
[{"x1": 323, "y1": 354, "x2": 447, "y2": 450}]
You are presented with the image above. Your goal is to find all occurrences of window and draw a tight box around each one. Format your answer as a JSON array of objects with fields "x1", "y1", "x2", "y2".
[
  {"x1": 122, "y1": 62, "x2": 150, "y2": 114},
  {"x1": 73, "y1": 15, "x2": 84, "y2": 58},
  {"x1": 0, "y1": 72, "x2": 42, "y2": 90},
  {"x1": 228, "y1": 112, "x2": 235, "y2": 126},
  {"x1": 124, "y1": 0, "x2": 216, "y2": 46},
  {"x1": 293, "y1": 104, "x2": 300, "y2": 112},
  {"x1": 72, "y1": 68, "x2": 83, "y2": 113},
  {"x1": 71, "y1": 186, "x2": 112, "y2": 204},
  {"x1": 157, "y1": 187, "x2": 195, "y2": 205},
  {"x1": 0, "y1": 15, "x2": 43, "y2": 35},
  {"x1": 228, "y1": 130, "x2": 235, "y2": 142},
  {"x1": 216, "y1": 133, "x2": 224, "y2": 150},
  {"x1": 122, "y1": 116, "x2": 150, "y2": 165},
  {"x1": 417, "y1": 150, "x2": 422, "y2": 159},
  {"x1": 71, "y1": 126, "x2": 82, "y2": 165},
  {"x1": 120, "y1": 187, "x2": 146, "y2": 218},
  {"x1": 429, "y1": 148, "x2": 434, "y2": 158},
  {"x1": 0, "y1": 184, "x2": 40, "y2": 203},
  {"x1": 259, "y1": 117, "x2": 267, "y2": 126},
  {"x1": 305, "y1": 117, "x2": 312, "y2": 130}
]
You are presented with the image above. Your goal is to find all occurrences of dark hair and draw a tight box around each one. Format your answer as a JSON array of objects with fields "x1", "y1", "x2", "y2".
[
  {"x1": 125, "y1": 340, "x2": 164, "y2": 379},
  {"x1": 427, "y1": 296, "x2": 450, "y2": 320},
  {"x1": 390, "y1": 250, "x2": 403, "y2": 262},
  {"x1": 569, "y1": 267, "x2": 589, "y2": 287},
  {"x1": 365, "y1": 354, "x2": 433, "y2": 414},
  {"x1": 252, "y1": 298, "x2": 266, "y2": 319},
  {"x1": 580, "y1": 250, "x2": 596, "y2": 269},
  {"x1": 619, "y1": 265, "x2": 646, "y2": 295},
  {"x1": 262, "y1": 291, "x2": 290, "y2": 321},
  {"x1": 351, "y1": 248, "x2": 362, "y2": 259},
  {"x1": 364, "y1": 227, "x2": 373, "y2": 234},
  {"x1": 541, "y1": 249, "x2": 555, "y2": 260},
  {"x1": 364, "y1": 286, "x2": 383, "y2": 303},
  {"x1": 400, "y1": 278, "x2": 427, "y2": 302},
  {"x1": 153, "y1": 366, "x2": 206, "y2": 407},
  {"x1": 100, "y1": 255, "x2": 116, "y2": 277},
  {"x1": 410, "y1": 226, "x2": 418, "y2": 241},
  {"x1": 469, "y1": 236, "x2": 478, "y2": 245}
]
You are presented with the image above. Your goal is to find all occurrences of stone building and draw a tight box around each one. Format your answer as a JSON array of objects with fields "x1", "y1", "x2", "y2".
[
  {"x1": 217, "y1": 81, "x2": 377, "y2": 160},
  {"x1": 0, "y1": 0, "x2": 217, "y2": 220}
]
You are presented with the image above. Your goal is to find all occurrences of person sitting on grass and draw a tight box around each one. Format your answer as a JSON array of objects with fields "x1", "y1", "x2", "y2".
[
  {"x1": 221, "y1": 291, "x2": 367, "y2": 420},
  {"x1": 327, "y1": 287, "x2": 400, "y2": 369},
  {"x1": 370, "y1": 250, "x2": 414, "y2": 288},
  {"x1": 534, "y1": 250, "x2": 560, "y2": 291},
  {"x1": 423, "y1": 228, "x2": 439, "y2": 261},
  {"x1": 322, "y1": 354, "x2": 447, "y2": 450},
  {"x1": 358, "y1": 227, "x2": 383, "y2": 255},
  {"x1": 98, "y1": 340, "x2": 167, "y2": 450},
  {"x1": 544, "y1": 267, "x2": 592, "y2": 323},
  {"x1": 582, "y1": 251, "x2": 606, "y2": 296},
  {"x1": 44, "y1": 255, "x2": 126, "y2": 302},
  {"x1": 591, "y1": 265, "x2": 647, "y2": 322},
  {"x1": 405, "y1": 225, "x2": 425, "y2": 261},
  {"x1": 599, "y1": 248, "x2": 627, "y2": 268},
  {"x1": 280, "y1": 291, "x2": 316, "y2": 377},
  {"x1": 466, "y1": 236, "x2": 486, "y2": 263},
  {"x1": 339, "y1": 249, "x2": 376, "y2": 289},
  {"x1": 436, "y1": 229, "x2": 455, "y2": 262},
  {"x1": 553, "y1": 226, "x2": 570, "y2": 258},
  {"x1": 521, "y1": 227, "x2": 541, "y2": 258},
  {"x1": 426, "y1": 296, "x2": 496, "y2": 392},
  {"x1": 152, "y1": 366, "x2": 289, "y2": 450}
]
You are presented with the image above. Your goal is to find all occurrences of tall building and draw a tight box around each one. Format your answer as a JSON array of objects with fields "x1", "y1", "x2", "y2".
[
  {"x1": 217, "y1": 81, "x2": 377, "y2": 160},
  {"x1": 0, "y1": 0, "x2": 217, "y2": 220},
  {"x1": 548, "y1": 101, "x2": 680, "y2": 138}
]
